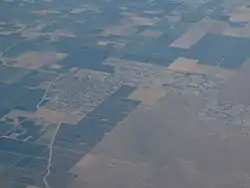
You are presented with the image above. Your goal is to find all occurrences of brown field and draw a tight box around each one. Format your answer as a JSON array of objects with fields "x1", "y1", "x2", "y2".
[
  {"x1": 230, "y1": 7, "x2": 250, "y2": 22},
  {"x1": 10, "y1": 51, "x2": 67, "y2": 69},
  {"x1": 67, "y1": 88, "x2": 250, "y2": 188},
  {"x1": 128, "y1": 86, "x2": 166, "y2": 106},
  {"x1": 70, "y1": 153, "x2": 150, "y2": 188},
  {"x1": 5, "y1": 109, "x2": 34, "y2": 120},
  {"x1": 96, "y1": 41, "x2": 110, "y2": 46},
  {"x1": 223, "y1": 26, "x2": 250, "y2": 38},
  {"x1": 5, "y1": 108, "x2": 83, "y2": 125},
  {"x1": 36, "y1": 107, "x2": 84, "y2": 125},
  {"x1": 140, "y1": 29, "x2": 163, "y2": 38},
  {"x1": 168, "y1": 57, "x2": 199, "y2": 72},
  {"x1": 168, "y1": 57, "x2": 234, "y2": 79},
  {"x1": 170, "y1": 27, "x2": 207, "y2": 49},
  {"x1": 74, "y1": 68, "x2": 109, "y2": 79},
  {"x1": 48, "y1": 64, "x2": 64, "y2": 69},
  {"x1": 129, "y1": 16, "x2": 155, "y2": 26}
]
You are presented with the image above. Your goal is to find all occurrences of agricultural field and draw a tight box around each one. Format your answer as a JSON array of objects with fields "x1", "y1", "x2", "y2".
[{"x1": 1, "y1": 0, "x2": 250, "y2": 188}]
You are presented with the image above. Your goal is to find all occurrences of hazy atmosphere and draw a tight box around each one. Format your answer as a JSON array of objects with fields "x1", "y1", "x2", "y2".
[{"x1": 1, "y1": 0, "x2": 250, "y2": 187}]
